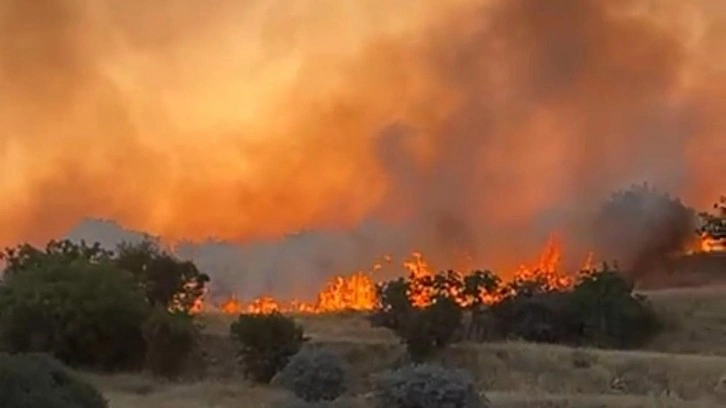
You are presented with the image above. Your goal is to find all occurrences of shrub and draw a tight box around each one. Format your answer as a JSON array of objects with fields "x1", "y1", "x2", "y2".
[
  {"x1": 115, "y1": 239, "x2": 209, "y2": 314},
  {"x1": 374, "y1": 364, "x2": 489, "y2": 408},
  {"x1": 275, "y1": 347, "x2": 349, "y2": 402},
  {"x1": 564, "y1": 265, "x2": 662, "y2": 348},
  {"x1": 0, "y1": 353, "x2": 107, "y2": 408},
  {"x1": 143, "y1": 308, "x2": 199, "y2": 379},
  {"x1": 368, "y1": 278, "x2": 412, "y2": 330},
  {"x1": 0, "y1": 259, "x2": 150, "y2": 370},
  {"x1": 489, "y1": 290, "x2": 572, "y2": 343},
  {"x1": 396, "y1": 296, "x2": 463, "y2": 362},
  {"x1": 230, "y1": 312, "x2": 307, "y2": 383},
  {"x1": 487, "y1": 266, "x2": 663, "y2": 348}
]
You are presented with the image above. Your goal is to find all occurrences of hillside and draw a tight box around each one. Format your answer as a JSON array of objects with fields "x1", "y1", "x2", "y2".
[{"x1": 88, "y1": 285, "x2": 726, "y2": 408}]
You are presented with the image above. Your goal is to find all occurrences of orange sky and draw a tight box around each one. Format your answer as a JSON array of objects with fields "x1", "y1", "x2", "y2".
[{"x1": 1, "y1": 0, "x2": 725, "y2": 271}]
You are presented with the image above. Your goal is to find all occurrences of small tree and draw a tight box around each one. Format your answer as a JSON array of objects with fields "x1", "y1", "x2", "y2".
[
  {"x1": 0, "y1": 353, "x2": 108, "y2": 408},
  {"x1": 115, "y1": 239, "x2": 209, "y2": 314},
  {"x1": 230, "y1": 312, "x2": 307, "y2": 383}
]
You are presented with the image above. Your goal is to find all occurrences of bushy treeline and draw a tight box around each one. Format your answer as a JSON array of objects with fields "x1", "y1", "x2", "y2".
[
  {"x1": 369, "y1": 264, "x2": 663, "y2": 361},
  {"x1": 0, "y1": 238, "x2": 208, "y2": 378}
]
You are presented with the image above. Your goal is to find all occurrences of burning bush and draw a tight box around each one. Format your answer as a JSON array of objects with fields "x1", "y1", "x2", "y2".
[
  {"x1": 115, "y1": 239, "x2": 210, "y2": 315},
  {"x1": 274, "y1": 347, "x2": 349, "y2": 402},
  {"x1": 697, "y1": 196, "x2": 726, "y2": 250},
  {"x1": 0, "y1": 258, "x2": 150, "y2": 371},
  {"x1": 143, "y1": 308, "x2": 200, "y2": 379},
  {"x1": 0, "y1": 353, "x2": 108, "y2": 408},
  {"x1": 374, "y1": 363, "x2": 489, "y2": 408},
  {"x1": 370, "y1": 269, "x2": 498, "y2": 361},
  {"x1": 230, "y1": 312, "x2": 307, "y2": 383},
  {"x1": 369, "y1": 278, "x2": 414, "y2": 330}
]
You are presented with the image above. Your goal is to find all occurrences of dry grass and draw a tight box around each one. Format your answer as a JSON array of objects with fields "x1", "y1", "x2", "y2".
[{"x1": 90, "y1": 285, "x2": 726, "y2": 407}]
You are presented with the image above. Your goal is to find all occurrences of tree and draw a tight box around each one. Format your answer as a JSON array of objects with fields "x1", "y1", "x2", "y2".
[{"x1": 115, "y1": 239, "x2": 209, "y2": 314}]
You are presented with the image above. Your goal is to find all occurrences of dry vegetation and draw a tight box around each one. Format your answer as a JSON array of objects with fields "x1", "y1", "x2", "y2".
[{"x1": 87, "y1": 285, "x2": 726, "y2": 408}]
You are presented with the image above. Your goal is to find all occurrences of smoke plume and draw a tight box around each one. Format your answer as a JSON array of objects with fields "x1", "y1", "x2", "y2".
[{"x1": 2, "y1": 0, "x2": 726, "y2": 297}]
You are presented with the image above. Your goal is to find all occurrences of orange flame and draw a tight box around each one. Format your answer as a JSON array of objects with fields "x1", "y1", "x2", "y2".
[{"x1": 203, "y1": 235, "x2": 593, "y2": 315}]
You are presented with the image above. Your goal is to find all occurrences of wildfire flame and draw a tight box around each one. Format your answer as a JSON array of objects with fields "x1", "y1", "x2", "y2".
[{"x1": 199, "y1": 234, "x2": 595, "y2": 316}]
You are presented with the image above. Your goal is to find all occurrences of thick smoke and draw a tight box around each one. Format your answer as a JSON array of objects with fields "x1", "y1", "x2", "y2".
[{"x1": 3, "y1": 0, "x2": 726, "y2": 298}]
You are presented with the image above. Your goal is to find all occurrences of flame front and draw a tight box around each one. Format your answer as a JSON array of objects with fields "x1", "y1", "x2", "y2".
[{"x1": 201, "y1": 235, "x2": 593, "y2": 315}]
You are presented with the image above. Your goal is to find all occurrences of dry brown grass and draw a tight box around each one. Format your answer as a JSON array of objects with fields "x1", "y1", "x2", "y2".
[{"x1": 90, "y1": 285, "x2": 726, "y2": 407}]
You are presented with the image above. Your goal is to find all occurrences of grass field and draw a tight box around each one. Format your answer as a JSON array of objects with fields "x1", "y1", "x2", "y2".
[{"x1": 88, "y1": 285, "x2": 726, "y2": 407}]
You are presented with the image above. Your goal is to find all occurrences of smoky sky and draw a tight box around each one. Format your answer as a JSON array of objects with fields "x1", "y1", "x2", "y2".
[{"x1": 3, "y1": 0, "x2": 726, "y2": 297}]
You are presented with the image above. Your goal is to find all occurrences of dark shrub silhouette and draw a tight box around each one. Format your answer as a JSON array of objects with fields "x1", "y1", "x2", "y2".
[
  {"x1": 230, "y1": 312, "x2": 307, "y2": 383},
  {"x1": 0, "y1": 353, "x2": 108, "y2": 408}
]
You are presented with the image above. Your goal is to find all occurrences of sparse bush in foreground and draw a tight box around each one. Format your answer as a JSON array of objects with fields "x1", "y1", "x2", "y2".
[
  {"x1": 374, "y1": 364, "x2": 489, "y2": 408},
  {"x1": 0, "y1": 353, "x2": 108, "y2": 408},
  {"x1": 0, "y1": 259, "x2": 150, "y2": 371},
  {"x1": 275, "y1": 347, "x2": 349, "y2": 402},
  {"x1": 230, "y1": 312, "x2": 307, "y2": 383},
  {"x1": 143, "y1": 308, "x2": 200, "y2": 379}
]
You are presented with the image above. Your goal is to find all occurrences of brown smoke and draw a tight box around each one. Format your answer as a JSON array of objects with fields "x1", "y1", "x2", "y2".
[{"x1": 2, "y1": 0, "x2": 726, "y2": 292}]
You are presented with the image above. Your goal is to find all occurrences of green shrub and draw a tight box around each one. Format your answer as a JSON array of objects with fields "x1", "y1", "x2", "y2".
[
  {"x1": 115, "y1": 239, "x2": 209, "y2": 315},
  {"x1": 488, "y1": 266, "x2": 662, "y2": 348},
  {"x1": 489, "y1": 291, "x2": 572, "y2": 343},
  {"x1": 374, "y1": 363, "x2": 489, "y2": 408},
  {"x1": 275, "y1": 347, "x2": 349, "y2": 402},
  {"x1": 143, "y1": 308, "x2": 199, "y2": 379},
  {"x1": 230, "y1": 312, "x2": 307, "y2": 383},
  {"x1": 0, "y1": 259, "x2": 150, "y2": 370},
  {"x1": 564, "y1": 265, "x2": 662, "y2": 348},
  {"x1": 0, "y1": 353, "x2": 107, "y2": 408},
  {"x1": 396, "y1": 296, "x2": 463, "y2": 362}
]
